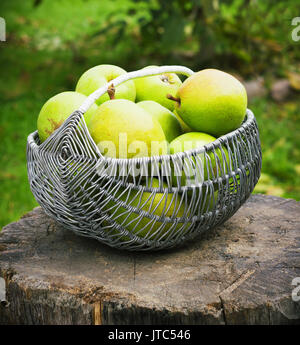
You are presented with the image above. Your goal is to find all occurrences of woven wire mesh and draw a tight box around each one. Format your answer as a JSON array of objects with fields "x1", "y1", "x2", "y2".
[{"x1": 26, "y1": 66, "x2": 262, "y2": 251}]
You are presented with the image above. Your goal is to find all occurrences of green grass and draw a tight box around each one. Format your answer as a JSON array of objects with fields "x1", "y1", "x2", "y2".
[
  {"x1": 0, "y1": 92, "x2": 44, "y2": 228},
  {"x1": 249, "y1": 97, "x2": 300, "y2": 200},
  {"x1": 0, "y1": 46, "x2": 82, "y2": 229}
]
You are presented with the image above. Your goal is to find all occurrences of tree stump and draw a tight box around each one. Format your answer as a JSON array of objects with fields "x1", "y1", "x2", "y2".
[{"x1": 0, "y1": 194, "x2": 299, "y2": 325}]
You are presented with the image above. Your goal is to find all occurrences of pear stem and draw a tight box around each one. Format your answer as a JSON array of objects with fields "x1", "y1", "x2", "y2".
[
  {"x1": 166, "y1": 94, "x2": 181, "y2": 106},
  {"x1": 107, "y1": 83, "x2": 116, "y2": 100}
]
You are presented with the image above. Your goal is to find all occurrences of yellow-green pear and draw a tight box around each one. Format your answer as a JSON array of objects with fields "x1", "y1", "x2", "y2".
[
  {"x1": 169, "y1": 69, "x2": 247, "y2": 137},
  {"x1": 173, "y1": 109, "x2": 193, "y2": 133},
  {"x1": 169, "y1": 132, "x2": 231, "y2": 187},
  {"x1": 137, "y1": 100, "x2": 182, "y2": 143},
  {"x1": 37, "y1": 91, "x2": 98, "y2": 143},
  {"x1": 134, "y1": 66, "x2": 182, "y2": 111},
  {"x1": 75, "y1": 64, "x2": 136, "y2": 105},
  {"x1": 87, "y1": 99, "x2": 168, "y2": 159}
]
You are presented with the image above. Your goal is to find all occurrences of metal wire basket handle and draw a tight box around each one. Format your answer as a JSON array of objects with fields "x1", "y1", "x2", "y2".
[{"x1": 78, "y1": 65, "x2": 194, "y2": 114}]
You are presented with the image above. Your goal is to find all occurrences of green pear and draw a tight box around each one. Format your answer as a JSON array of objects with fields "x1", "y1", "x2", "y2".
[
  {"x1": 173, "y1": 109, "x2": 193, "y2": 133},
  {"x1": 170, "y1": 69, "x2": 247, "y2": 137},
  {"x1": 137, "y1": 100, "x2": 182, "y2": 143},
  {"x1": 37, "y1": 91, "x2": 98, "y2": 143},
  {"x1": 169, "y1": 132, "x2": 231, "y2": 186},
  {"x1": 75, "y1": 64, "x2": 136, "y2": 105},
  {"x1": 87, "y1": 99, "x2": 168, "y2": 159},
  {"x1": 106, "y1": 178, "x2": 191, "y2": 241},
  {"x1": 134, "y1": 66, "x2": 182, "y2": 111}
]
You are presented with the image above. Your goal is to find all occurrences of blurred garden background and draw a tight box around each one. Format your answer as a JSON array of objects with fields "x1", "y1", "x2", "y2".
[{"x1": 0, "y1": 0, "x2": 299, "y2": 229}]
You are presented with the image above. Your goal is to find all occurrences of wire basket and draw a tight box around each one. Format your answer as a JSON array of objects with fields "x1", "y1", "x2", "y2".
[{"x1": 26, "y1": 66, "x2": 262, "y2": 251}]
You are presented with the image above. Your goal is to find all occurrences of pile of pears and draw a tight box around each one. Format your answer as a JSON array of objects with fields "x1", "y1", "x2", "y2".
[
  {"x1": 37, "y1": 64, "x2": 247, "y2": 161},
  {"x1": 37, "y1": 64, "x2": 247, "y2": 241}
]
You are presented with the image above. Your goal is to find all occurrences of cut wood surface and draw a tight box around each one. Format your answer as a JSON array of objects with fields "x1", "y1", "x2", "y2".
[{"x1": 0, "y1": 194, "x2": 299, "y2": 325}]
